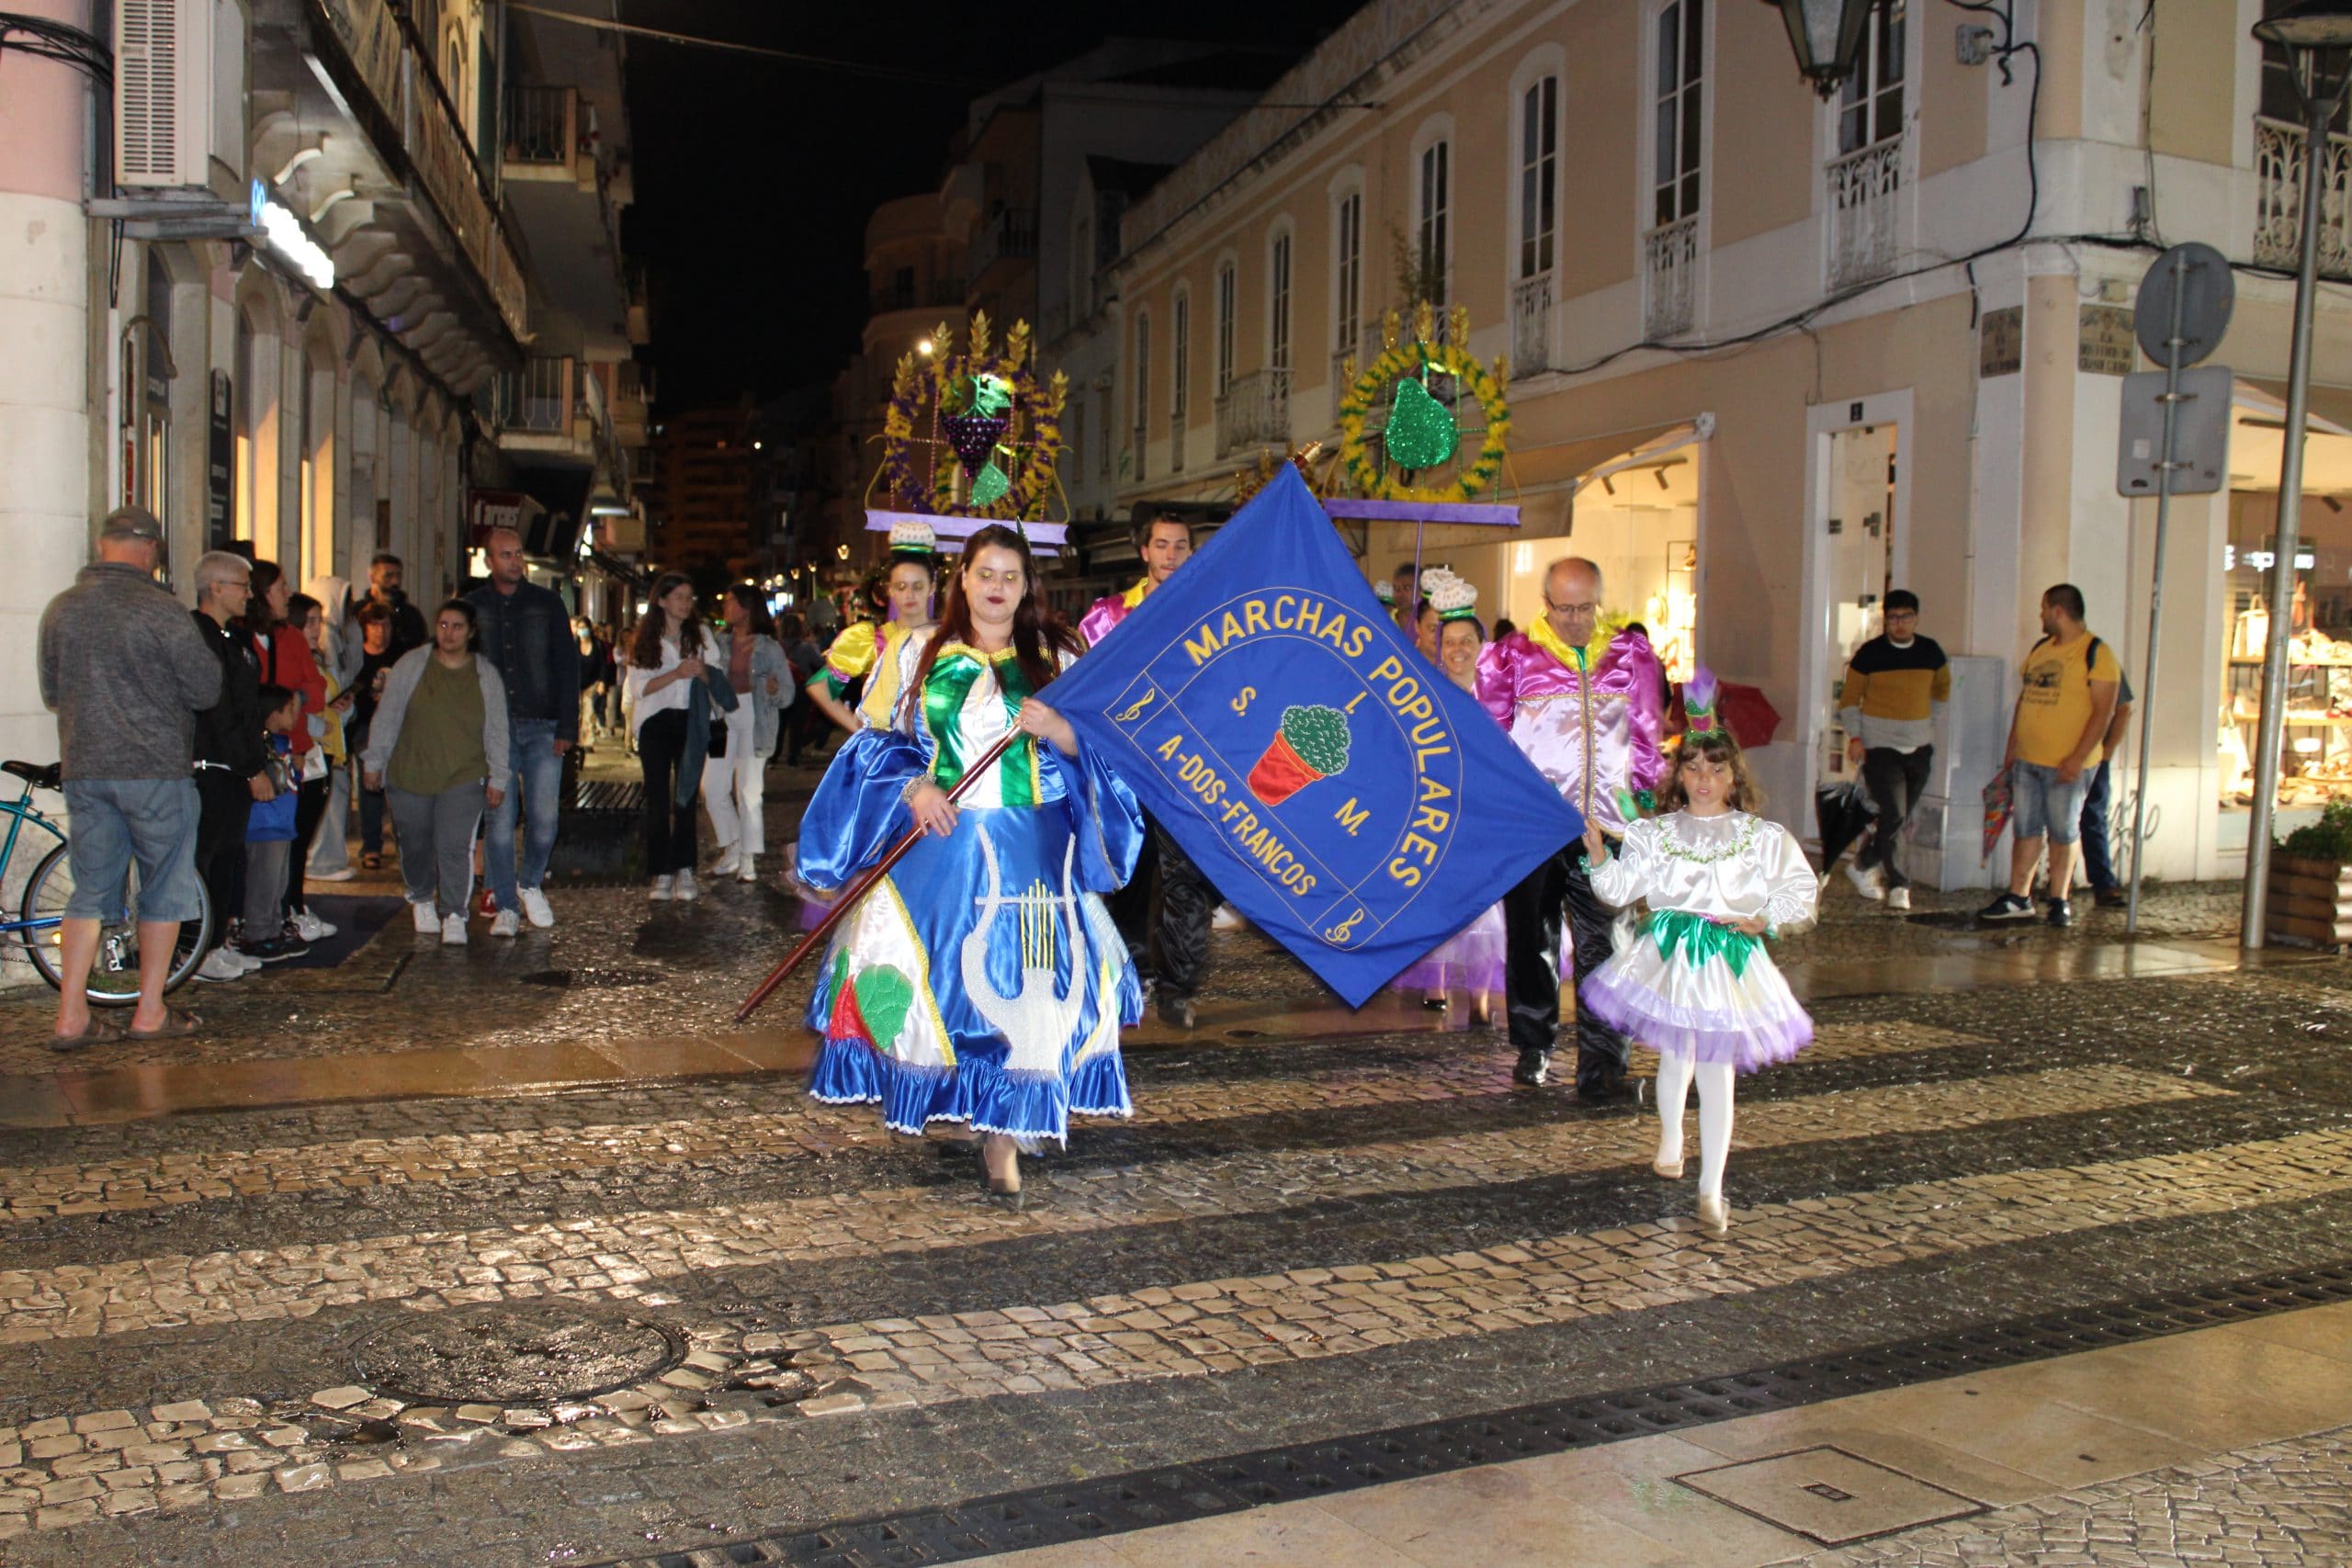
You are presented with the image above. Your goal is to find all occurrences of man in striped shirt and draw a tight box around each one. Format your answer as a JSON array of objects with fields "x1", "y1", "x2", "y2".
[{"x1": 1836, "y1": 591, "x2": 1951, "y2": 911}]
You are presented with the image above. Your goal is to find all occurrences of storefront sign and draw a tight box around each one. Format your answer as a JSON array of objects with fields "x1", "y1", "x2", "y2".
[
  {"x1": 1979, "y1": 306, "x2": 2022, "y2": 378},
  {"x1": 207, "y1": 371, "x2": 233, "y2": 547},
  {"x1": 2078, "y1": 305, "x2": 2138, "y2": 376}
]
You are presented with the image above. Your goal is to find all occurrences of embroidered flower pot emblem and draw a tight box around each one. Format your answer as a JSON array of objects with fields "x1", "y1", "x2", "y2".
[{"x1": 1248, "y1": 704, "x2": 1351, "y2": 806}]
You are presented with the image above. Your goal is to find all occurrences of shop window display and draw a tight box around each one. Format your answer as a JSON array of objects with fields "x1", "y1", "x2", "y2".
[{"x1": 2222, "y1": 492, "x2": 2352, "y2": 809}]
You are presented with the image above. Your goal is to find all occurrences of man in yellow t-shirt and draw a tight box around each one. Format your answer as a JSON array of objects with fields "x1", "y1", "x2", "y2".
[{"x1": 1980, "y1": 583, "x2": 2120, "y2": 927}]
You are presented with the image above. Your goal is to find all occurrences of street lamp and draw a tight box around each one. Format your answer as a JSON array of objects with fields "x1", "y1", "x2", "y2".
[
  {"x1": 2244, "y1": 0, "x2": 2352, "y2": 948},
  {"x1": 1767, "y1": 0, "x2": 1874, "y2": 97}
]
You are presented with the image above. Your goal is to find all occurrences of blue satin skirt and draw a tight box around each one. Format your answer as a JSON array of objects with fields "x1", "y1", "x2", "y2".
[{"x1": 804, "y1": 803, "x2": 1142, "y2": 1143}]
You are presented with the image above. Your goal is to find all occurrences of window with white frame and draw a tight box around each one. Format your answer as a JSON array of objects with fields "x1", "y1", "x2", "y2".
[
  {"x1": 1519, "y1": 77, "x2": 1557, "y2": 278},
  {"x1": 1653, "y1": 0, "x2": 1702, "y2": 227},
  {"x1": 1838, "y1": 0, "x2": 1905, "y2": 155},
  {"x1": 1172, "y1": 289, "x2": 1191, "y2": 424},
  {"x1": 1215, "y1": 261, "x2": 1236, "y2": 394},
  {"x1": 1335, "y1": 190, "x2": 1362, "y2": 364},
  {"x1": 1269, "y1": 231, "x2": 1292, "y2": 371},
  {"x1": 1418, "y1": 141, "x2": 1450, "y2": 305}
]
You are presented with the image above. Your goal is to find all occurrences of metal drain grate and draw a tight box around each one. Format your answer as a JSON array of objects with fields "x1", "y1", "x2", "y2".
[{"x1": 586, "y1": 1261, "x2": 2352, "y2": 1566}]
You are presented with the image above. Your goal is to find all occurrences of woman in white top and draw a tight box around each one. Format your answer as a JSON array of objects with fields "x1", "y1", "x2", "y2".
[
  {"x1": 705, "y1": 584, "x2": 794, "y2": 880},
  {"x1": 624, "y1": 571, "x2": 710, "y2": 900}
]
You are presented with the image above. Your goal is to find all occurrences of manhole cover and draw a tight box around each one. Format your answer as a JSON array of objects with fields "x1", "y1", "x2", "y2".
[
  {"x1": 350, "y1": 1300, "x2": 685, "y2": 1405},
  {"x1": 519, "y1": 967, "x2": 664, "y2": 989}
]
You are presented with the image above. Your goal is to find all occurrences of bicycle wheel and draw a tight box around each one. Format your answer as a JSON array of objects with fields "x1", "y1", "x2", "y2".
[{"x1": 20, "y1": 841, "x2": 213, "y2": 1004}]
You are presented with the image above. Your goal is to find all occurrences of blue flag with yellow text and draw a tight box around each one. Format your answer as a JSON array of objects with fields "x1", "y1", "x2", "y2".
[{"x1": 1049, "y1": 467, "x2": 1584, "y2": 1007}]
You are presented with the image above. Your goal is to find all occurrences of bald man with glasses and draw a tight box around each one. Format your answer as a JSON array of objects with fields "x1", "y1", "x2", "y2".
[{"x1": 1477, "y1": 558, "x2": 1668, "y2": 1098}]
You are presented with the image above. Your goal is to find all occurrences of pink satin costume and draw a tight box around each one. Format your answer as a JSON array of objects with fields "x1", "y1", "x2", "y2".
[{"x1": 1476, "y1": 627, "x2": 1668, "y2": 835}]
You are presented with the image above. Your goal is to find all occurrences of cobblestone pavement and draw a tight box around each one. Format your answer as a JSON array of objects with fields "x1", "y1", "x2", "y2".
[
  {"x1": 0, "y1": 976, "x2": 2340, "y2": 1562},
  {"x1": 0, "y1": 796, "x2": 2344, "y2": 1562},
  {"x1": 1800, "y1": 1427, "x2": 2352, "y2": 1566}
]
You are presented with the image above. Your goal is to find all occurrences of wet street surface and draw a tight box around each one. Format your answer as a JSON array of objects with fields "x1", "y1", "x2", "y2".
[{"x1": 0, "y1": 801, "x2": 2346, "y2": 1565}]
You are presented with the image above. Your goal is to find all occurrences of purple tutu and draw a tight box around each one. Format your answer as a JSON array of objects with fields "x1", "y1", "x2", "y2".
[
  {"x1": 1394, "y1": 902, "x2": 1506, "y2": 995},
  {"x1": 1578, "y1": 929, "x2": 1814, "y2": 1072}
]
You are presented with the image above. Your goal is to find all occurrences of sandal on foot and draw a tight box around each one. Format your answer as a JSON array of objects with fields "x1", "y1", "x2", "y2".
[
  {"x1": 48, "y1": 1013, "x2": 125, "y2": 1053},
  {"x1": 126, "y1": 1005, "x2": 199, "y2": 1040}
]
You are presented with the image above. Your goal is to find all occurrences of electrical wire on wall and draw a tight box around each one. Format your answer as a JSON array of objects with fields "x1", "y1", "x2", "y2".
[{"x1": 0, "y1": 10, "x2": 109, "y2": 82}]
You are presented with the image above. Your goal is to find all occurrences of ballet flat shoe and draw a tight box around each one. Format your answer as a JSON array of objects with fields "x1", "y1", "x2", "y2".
[
  {"x1": 1696, "y1": 1194, "x2": 1730, "y2": 1236},
  {"x1": 1652, "y1": 1156, "x2": 1684, "y2": 1180}
]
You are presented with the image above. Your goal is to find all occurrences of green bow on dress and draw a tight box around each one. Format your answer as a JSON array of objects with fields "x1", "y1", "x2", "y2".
[{"x1": 1645, "y1": 908, "x2": 1759, "y2": 979}]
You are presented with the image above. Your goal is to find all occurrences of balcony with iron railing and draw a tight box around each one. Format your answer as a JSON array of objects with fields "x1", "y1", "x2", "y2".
[
  {"x1": 1826, "y1": 134, "x2": 1904, "y2": 290},
  {"x1": 1216, "y1": 368, "x2": 1292, "y2": 458},
  {"x1": 486, "y1": 356, "x2": 622, "y2": 481},
  {"x1": 966, "y1": 208, "x2": 1040, "y2": 289},
  {"x1": 2256, "y1": 116, "x2": 2352, "y2": 276},
  {"x1": 869, "y1": 278, "x2": 966, "y2": 316},
  {"x1": 503, "y1": 85, "x2": 588, "y2": 178},
  {"x1": 314, "y1": 0, "x2": 530, "y2": 341},
  {"x1": 1511, "y1": 276, "x2": 1554, "y2": 375},
  {"x1": 1643, "y1": 217, "x2": 1699, "y2": 340},
  {"x1": 608, "y1": 361, "x2": 654, "y2": 446}
]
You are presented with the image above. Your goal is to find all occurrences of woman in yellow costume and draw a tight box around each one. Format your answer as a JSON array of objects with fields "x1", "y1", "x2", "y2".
[{"x1": 805, "y1": 519, "x2": 937, "y2": 735}]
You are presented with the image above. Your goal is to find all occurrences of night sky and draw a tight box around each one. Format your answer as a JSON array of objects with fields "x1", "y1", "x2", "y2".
[{"x1": 620, "y1": 0, "x2": 1366, "y2": 414}]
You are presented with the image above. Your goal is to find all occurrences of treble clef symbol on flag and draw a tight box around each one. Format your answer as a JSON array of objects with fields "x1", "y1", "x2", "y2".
[
  {"x1": 1113, "y1": 688, "x2": 1158, "y2": 723},
  {"x1": 1323, "y1": 907, "x2": 1364, "y2": 943}
]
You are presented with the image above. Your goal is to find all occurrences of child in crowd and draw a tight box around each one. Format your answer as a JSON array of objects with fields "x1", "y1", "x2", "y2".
[
  {"x1": 1578, "y1": 671, "x2": 1816, "y2": 1236},
  {"x1": 239, "y1": 685, "x2": 306, "y2": 964}
]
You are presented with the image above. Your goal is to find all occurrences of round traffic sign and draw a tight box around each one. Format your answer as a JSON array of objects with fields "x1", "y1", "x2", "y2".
[{"x1": 2134, "y1": 242, "x2": 2233, "y2": 368}]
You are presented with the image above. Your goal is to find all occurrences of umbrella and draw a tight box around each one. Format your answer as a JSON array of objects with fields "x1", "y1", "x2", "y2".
[
  {"x1": 1716, "y1": 682, "x2": 1781, "y2": 748},
  {"x1": 1981, "y1": 765, "x2": 2016, "y2": 863},
  {"x1": 1815, "y1": 777, "x2": 1876, "y2": 872}
]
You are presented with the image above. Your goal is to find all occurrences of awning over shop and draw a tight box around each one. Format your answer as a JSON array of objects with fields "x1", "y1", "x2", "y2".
[
  {"x1": 2239, "y1": 379, "x2": 2352, "y2": 438},
  {"x1": 1496, "y1": 415, "x2": 1711, "y2": 493}
]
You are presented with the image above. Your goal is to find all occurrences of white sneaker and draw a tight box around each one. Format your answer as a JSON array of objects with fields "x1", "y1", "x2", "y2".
[
  {"x1": 292, "y1": 910, "x2": 337, "y2": 942},
  {"x1": 649, "y1": 874, "x2": 674, "y2": 902},
  {"x1": 489, "y1": 908, "x2": 521, "y2": 938},
  {"x1": 440, "y1": 913, "x2": 468, "y2": 946},
  {"x1": 673, "y1": 870, "x2": 698, "y2": 902},
  {"x1": 1884, "y1": 886, "x2": 1911, "y2": 911},
  {"x1": 1212, "y1": 904, "x2": 1244, "y2": 931},
  {"x1": 311, "y1": 866, "x2": 357, "y2": 883},
  {"x1": 232, "y1": 946, "x2": 263, "y2": 974},
  {"x1": 412, "y1": 900, "x2": 440, "y2": 933},
  {"x1": 195, "y1": 947, "x2": 248, "y2": 982},
  {"x1": 519, "y1": 887, "x2": 555, "y2": 929},
  {"x1": 710, "y1": 848, "x2": 741, "y2": 878},
  {"x1": 738, "y1": 864, "x2": 759, "y2": 883},
  {"x1": 1843, "y1": 861, "x2": 1886, "y2": 901}
]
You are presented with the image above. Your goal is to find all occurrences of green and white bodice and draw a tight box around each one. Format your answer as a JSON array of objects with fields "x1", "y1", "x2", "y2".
[{"x1": 883, "y1": 627, "x2": 1076, "y2": 810}]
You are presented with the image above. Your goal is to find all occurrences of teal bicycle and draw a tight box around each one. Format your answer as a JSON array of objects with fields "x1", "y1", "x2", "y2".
[{"x1": 0, "y1": 761, "x2": 212, "y2": 1002}]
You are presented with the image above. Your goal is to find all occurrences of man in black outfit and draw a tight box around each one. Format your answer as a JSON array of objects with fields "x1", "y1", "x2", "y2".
[
  {"x1": 366, "y1": 551, "x2": 429, "y2": 660},
  {"x1": 188, "y1": 551, "x2": 270, "y2": 983}
]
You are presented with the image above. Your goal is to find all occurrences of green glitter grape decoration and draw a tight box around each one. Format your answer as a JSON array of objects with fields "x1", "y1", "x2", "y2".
[{"x1": 1385, "y1": 374, "x2": 1459, "y2": 470}]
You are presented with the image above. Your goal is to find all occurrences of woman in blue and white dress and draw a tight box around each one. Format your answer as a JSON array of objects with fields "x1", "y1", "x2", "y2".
[{"x1": 797, "y1": 525, "x2": 1144, "y2": 1207}]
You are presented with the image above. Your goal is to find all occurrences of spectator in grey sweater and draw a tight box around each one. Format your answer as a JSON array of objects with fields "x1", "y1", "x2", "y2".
[{"x1": 35, "y1": 507, "x2": 222, "y2": 1047}]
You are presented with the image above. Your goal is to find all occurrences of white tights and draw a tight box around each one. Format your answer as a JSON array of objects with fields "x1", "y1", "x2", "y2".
[{"x1": 1654, "y1": 1049, "x2": 1735, "y2": 1201}]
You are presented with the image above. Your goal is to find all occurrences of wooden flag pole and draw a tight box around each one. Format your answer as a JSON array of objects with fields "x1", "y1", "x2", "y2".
[{"x1": 734, "y1": 728, "x2": 1023, "y2": 1025}]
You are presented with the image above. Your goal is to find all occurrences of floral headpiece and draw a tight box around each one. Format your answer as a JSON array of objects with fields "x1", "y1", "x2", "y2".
[
  {"x1": 1427, "y1": 572, "x2": 1479, "y2": 623},
  {"x1": 1682, "y1": 666, "x2": 1721, "y2": 737},
  {"x1": 887, "y1": 519, "x2": 938, "y2": 560}
]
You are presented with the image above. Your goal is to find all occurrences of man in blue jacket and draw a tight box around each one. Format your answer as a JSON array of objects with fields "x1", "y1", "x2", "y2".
[{"x1": 468, "y1": 525, "x2": 581, "y2": 936}]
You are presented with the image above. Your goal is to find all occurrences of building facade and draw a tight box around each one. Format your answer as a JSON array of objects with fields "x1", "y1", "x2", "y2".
[
  {"x1": 1106, "y1": 0, "x2": 2352, "y2": 887},
  {"x1": 0, "y1": 0, "x2": 648, "y2": 772}
]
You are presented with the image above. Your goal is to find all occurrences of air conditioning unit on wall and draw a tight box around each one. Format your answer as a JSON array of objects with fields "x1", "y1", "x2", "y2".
[{"x1": 114, "y1": 0, "x2": 248, "y2": 199}]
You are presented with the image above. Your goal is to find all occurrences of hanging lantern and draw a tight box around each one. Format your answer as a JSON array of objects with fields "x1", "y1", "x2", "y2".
[{"x1": 1767, "y1": 0, "x2": 1875, "y2": 99}]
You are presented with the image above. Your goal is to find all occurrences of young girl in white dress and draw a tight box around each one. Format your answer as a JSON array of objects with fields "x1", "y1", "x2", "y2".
[{"x1": 1577, "y1": 671, "x2": 1817, "y2": 1236}]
